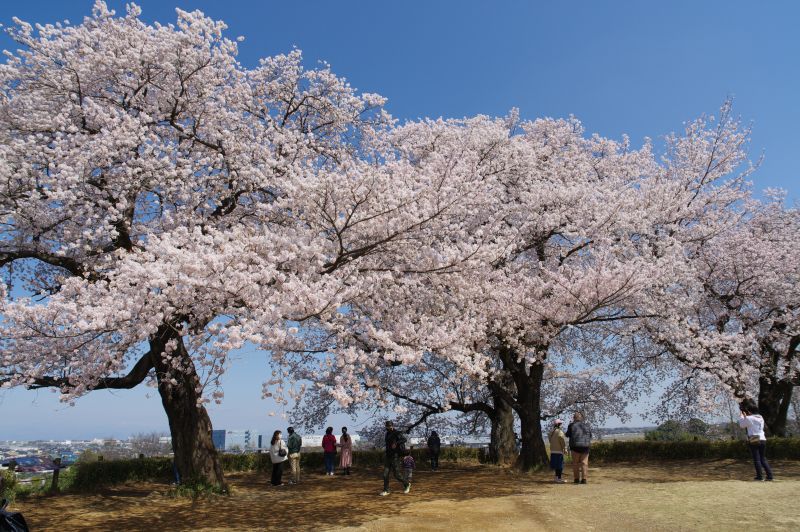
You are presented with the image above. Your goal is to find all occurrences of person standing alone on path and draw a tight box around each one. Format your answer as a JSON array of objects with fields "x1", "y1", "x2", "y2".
[
  {"x1": 380, "y1": 421, "x2": 410, "y2": 496},
  {"x1": 565, "y1": 412, "x2": 592, "y2": 484},
  {"x1": 322, "y1": 426, "x2": 337, "y2": 476},
  {"x1": 548, "y1": 419, "x2": 567, "y2": 483},
  {"x1": 427, "y1": 430, "x2": 441, "y2": 471},
  {"x1": 339, "y1": 426, "x2": 353, "y2": 475},
  {"x1": 286, "y1": 426, "x2": 302, "y2": 484},
  {"x1": 738, "y1": 402, "x2": 774, "y2": 481},
  {"x1": 269, "y1": 430, "x2": 289, "y2": 486}
]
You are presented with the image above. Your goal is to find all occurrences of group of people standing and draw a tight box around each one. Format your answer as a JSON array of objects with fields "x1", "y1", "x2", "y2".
[
  {"x1": 322, "y1": 426, "x2": 354, "y2": 476},
  {"x1": 547, "y1": 404, "x2": 777, "y2": 484},
  {"x1": 263, "y1": 421, "x2": 441, "y2": 495},
  {"x1": 548, "y1": 412, "x2": 592, "y2": 484},
  {"x1": 266, "y1": 426, "x2": 354, "y2": 486},
  {"x1": 265, "y1": 406, "x2": 777, "y2": 494}
]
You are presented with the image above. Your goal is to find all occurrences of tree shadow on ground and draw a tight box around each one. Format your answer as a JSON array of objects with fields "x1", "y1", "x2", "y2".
[
  {"x1": 16, "y1": 464, "x2": 521, "y2": 531},
  {"x1": 15, "y1": 460, "x2": 800, "y2": 531},
  {"x1": 590, "y1": 459, "x2": 800, "y2": 483}
]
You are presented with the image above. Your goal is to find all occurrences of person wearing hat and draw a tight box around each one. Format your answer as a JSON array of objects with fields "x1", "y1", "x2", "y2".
[
  {"x1": 380, "y1": 420, "x2": 410, "y2": 496},
  {"x1": 548, "y1": 419, "x2": 567, "y2": 483}
]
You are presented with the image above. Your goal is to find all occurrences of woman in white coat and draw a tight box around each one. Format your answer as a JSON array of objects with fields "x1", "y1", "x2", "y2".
[{"x1": 269, "y1": 430, "x2": 289, "y2": 486}]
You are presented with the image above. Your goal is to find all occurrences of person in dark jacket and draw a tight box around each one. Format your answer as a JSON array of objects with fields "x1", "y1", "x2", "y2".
[
  {"x1": 427, "y1": 431, "x2": 441, "y2": 471},
  {"x1": 380, "y1": 421, "x2": 410, "y2": 496},
  {"x1": 565, "y1": 412, "x2": 592, "y2": 484}
]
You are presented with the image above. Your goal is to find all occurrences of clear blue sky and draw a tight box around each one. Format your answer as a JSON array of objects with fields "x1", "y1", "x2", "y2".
[{"x1": 1, "y1": 1, "x2": 798, "y2": 439}]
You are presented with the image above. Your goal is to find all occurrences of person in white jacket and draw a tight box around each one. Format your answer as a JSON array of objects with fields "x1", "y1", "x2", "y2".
[
  {"x1": 269, "y1": 430, "x2": 289, "y2": 486},
  {"x1": 738, "y1": 403, "x2": 774, "y2": 481}
]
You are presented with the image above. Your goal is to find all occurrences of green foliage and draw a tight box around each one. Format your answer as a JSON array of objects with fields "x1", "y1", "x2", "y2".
[
  {"x1": 67, "y1": 457, "x2": 173, "y2": 491},
  {"x1": 686, "y1": 418, "x2": 710, "y2": 437},
  {"x1": 645, "y1": 420, "x2": 694, "y2": 441},
  {"x1": 0, "y1": 468, "x2": 18, "y2": 502},
  {"x1": 591, "y1": 437, "x2": 800, "y2": 461},
  {"x1": 219, "y1": 452, "x2": 271, "y2": 472},
  {"x1": 167, "y1": 478, "x2": 229, "y2": 499}
]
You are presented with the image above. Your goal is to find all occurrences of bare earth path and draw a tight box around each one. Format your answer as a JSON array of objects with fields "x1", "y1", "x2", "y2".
[{"x1": 12, "y1": 459, "x2": 800, "y2": 531}]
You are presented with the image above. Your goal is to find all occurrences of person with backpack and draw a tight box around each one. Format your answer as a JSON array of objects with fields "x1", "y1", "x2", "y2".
[
  {"x1": 380, "y1": 421, "x2": 410, "y2": 496},
  {"x1": 427, "y1": 430, "x2": 441, "y2": 471},
  {"x1": 268, "y1": 430, "x2": 289, "y2": 486},
  {"x1": 286, "y1": 426, "x2": 302, "y2": 484},
  {"x1": 565, "y1": 412, "x2": 592, "y2": 484},
  {"x1": 322, "y1": 426, "x2": 337, "y2": 476},
  {"x1": 738, "y1": 402, "x2": 774, "y2": 481}
]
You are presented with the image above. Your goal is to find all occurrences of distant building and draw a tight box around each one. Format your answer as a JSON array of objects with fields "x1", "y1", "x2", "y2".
[
  {"x1": 211, "y1": 430, "x2": 226, "y2": 451},
  {"x1": 301, "y1": 434, "x2": 361, "y2": 449},
  {"x1": 212, "y1": 429, "x2": 260, "y2": 451}
]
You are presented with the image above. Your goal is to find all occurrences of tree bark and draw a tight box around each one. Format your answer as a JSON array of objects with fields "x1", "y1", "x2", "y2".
[
  {"x1": 516, "y1": 361, "x2": 548, "y2": 470},
  {"x1": 758, "y1": 377, "x2": 793, "y2": 437},
  {"x1": 150, "y1": 327, "x2": 226, "y2": 490},
  {"x1": 496, "y1": 343, "x2": 548, "y2": 470},
  {"x1": 487, "y1": 387, "x2": 517, "y2": 465}
]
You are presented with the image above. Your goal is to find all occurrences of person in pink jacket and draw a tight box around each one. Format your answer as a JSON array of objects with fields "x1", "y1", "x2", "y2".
[{"x1": 338, "y1": 426, "x2": 353, "y2": 475}]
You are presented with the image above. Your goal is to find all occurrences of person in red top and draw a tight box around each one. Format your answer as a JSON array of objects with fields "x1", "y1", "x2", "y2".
[{"x1": 322, "y1": 426, "x2": 337, "y2": 476}]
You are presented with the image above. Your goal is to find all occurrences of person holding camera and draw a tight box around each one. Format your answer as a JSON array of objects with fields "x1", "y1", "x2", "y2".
[
  {"x1": 269, "y1": 429, "x2": 289, "y2": 486},
  {"x1": 738, "y1": 402, "x2": 774, "y2": 481}
]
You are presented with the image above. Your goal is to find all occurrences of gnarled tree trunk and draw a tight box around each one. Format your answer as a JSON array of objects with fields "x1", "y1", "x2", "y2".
[
  {"x1": 496, "y1": 344, "x2": 548, "y2": 470},
  {"x1": 516, "y1": 361, "x2": 548, "y2": 470},
  {"x1": 758, "y1": 377, "x2": 793, "y2": 437},
  {"x1": 150, "y1": 327, "x2": 226, "y2": 489},
  {"x1": 487, "y1": 386, "x2": 517, "y2": 465}
]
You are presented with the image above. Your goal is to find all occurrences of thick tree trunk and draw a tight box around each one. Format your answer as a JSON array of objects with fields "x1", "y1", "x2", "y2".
[
  {"x1": 151, "y1": 328, "x2": 226, "y2": 489},
  {"x1": 758, "y1": 377, "x2": 793, "y2": 437},
  {"x1": 487, "y1": 389, "x2": 517, "y2": 465},
  {"x1": 516, "y1": 362, "x2": 548, "y2": 470}
]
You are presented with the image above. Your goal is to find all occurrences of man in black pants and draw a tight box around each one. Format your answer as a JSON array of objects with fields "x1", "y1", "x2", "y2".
[
  {"x1": 427, "y1": 430, "x2": 441, "y2": 471},
  {"x1": 380, "y1": 421, "x2": 410, "y2": 496}
]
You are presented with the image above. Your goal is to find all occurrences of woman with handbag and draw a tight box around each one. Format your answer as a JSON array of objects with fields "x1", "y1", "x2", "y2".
[
  {"x1": 269, "y1": 430, "x2": 289, "y2": 486},
  {"x1": 738, "y1": 403, "x2": 774, "y2": 481}
]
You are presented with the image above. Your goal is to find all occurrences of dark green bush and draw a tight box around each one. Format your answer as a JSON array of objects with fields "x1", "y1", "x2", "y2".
[
  {"x1": 591, "y1": 437, "x2": 800, "y2": 462},
  {"x1": 1, "y1": 468, "x2": 18, "y2": 501},
  {"x1": 67, "y1": 456, "x2": 173, "y2": 491},
  {"x1": 62, "y1": 445, "x2": 484, "y2": 492}
]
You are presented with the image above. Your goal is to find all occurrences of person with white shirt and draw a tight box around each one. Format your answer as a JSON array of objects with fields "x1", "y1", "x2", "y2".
[
  {"x1": 269, "y1": 430, "x2": 289, "y2": 486},
  {"x1": 738, "y1": 402, "x2": 774, "y2": 481}
]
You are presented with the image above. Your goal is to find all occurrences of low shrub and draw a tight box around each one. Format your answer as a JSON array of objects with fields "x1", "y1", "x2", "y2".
[
  {"x1": 0, "y1": 468, "x2": 18, "y2": 502},
  {"x1": 67, "y1": 457, "x2": 173, "y2": 491},
  {"x1": 590, "y1": 437, "x2": 800, "y2": 462}
]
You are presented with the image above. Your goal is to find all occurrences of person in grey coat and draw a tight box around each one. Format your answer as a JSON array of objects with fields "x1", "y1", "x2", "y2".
[{"x1": 565, "y1": 412, "x2": 592, "y2": 484}]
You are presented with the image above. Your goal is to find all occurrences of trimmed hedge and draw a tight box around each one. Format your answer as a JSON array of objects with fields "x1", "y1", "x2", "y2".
[
  {"x1": 221, "y1": 446, "x2": 484, "y2": 473},
  {"x1": 66, "y1": 457, "x2": 173, "y2": 491},
  {"x1": 590, "y1": 437, "x2": 800, "y2": 462},
  {"x1": 61, "y1": 446, "x2": 484, "y2": 492},
  {"x1": 47, "y1": 438, "x2": 800, "y2": 493}
]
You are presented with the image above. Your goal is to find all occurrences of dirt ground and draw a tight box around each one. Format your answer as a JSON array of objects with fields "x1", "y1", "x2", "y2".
[{"x1": 11, "y1": 459, "x2": 800, "y2": 531}]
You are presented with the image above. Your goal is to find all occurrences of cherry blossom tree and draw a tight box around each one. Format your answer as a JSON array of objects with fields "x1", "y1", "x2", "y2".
[
  {"x1": 0, "y1": 3, "x2": 511, "y2": 487},
  {"x1": 641, "y1": 196, "x2": 799, "y2": 435},
  {"x1": 292, "y1": 102, "x2": 762, "y2": 470},
  {"x1": 0, "y1": 2, "x2": 403, "y2": 487}
]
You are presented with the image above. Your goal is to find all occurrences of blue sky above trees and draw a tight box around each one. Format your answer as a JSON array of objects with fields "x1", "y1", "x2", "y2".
[{"x1": 1, "y1": 0, "x2": 798, "y2": 439}]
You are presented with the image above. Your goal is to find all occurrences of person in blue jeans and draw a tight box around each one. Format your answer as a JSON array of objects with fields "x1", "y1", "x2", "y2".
[
  {"x1": 738, "y1": 403, "x2": 774, "y2": 481},
  {"x1": 322, "y1": 426, "x2": 337, "y2": 476}
]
